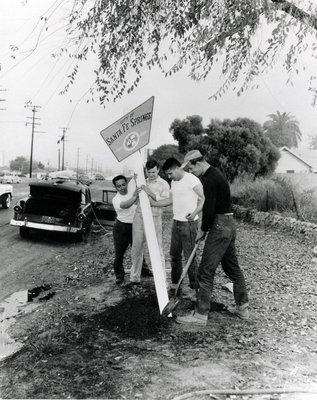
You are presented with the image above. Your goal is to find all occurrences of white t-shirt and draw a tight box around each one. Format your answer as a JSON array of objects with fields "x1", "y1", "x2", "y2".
[
  {"x1": 171, "y1": 172, "x2": 202, "y2": 222},
  {"x1": 112, "y1": 180, "x2": 137, "y2": 223}
]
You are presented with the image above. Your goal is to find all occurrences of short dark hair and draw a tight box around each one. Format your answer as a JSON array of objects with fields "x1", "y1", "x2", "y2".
[
  {"x1": 162, "y1": 157, "x2": 181, "y2": 171},
  {"x1": 112, "y1": 175, "x2": 127, "y2": 187},
  {"x1": 145, "y1": 159, "x2": 159, "y2": 170}
]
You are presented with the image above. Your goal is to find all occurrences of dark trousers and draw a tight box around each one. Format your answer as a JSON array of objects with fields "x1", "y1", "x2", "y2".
[
  {"x1": 196, "y1": 215, "x2": 248, "y2": 315},
  {"x1": 112, "y1": 219, "x2": 149, "y2": 279},
  {"x1": 113, "y1": 219, "x2": 132, "y2": 279},
  {"x1": 170, "y1": 220, "x2": 199, "y2": 289}
]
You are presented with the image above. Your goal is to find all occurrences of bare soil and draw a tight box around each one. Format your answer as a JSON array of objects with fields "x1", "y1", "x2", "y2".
[{"x1": 0, "y1": 213, "x2": 317, "y2": 399}]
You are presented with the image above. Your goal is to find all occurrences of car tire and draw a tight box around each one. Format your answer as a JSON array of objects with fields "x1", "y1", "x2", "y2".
[
  {"x1": 19, "y1": 226, "x2": 30, "y2": 239},
  {"x1": 1, "y1": 194, "x2": 11, "y2": 209}
]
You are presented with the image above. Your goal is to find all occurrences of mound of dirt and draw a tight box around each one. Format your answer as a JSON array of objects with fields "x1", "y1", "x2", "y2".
[{"x1": 92, "y1": 293, "x2": 172, "y2": 339}]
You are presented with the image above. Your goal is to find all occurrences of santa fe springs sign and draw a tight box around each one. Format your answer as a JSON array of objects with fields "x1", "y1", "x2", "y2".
[{"x1": 100, "y1": 97, "x2": 154, "y2": 162}]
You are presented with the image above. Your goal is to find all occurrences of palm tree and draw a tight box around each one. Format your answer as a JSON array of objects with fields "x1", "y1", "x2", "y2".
[{"x1": 263, "y1": 111, "x2": 302, "y2": 148}]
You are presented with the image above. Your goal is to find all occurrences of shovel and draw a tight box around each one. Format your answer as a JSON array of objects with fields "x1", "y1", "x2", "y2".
[{"x1": 162, "y1": 240, "x2": 201, "y2": 317}]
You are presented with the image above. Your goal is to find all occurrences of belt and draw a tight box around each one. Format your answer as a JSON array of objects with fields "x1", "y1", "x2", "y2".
[
  {"x1": 215, "y1": 213, "x2": 233, "y2": 218},
  {"x1": 174, "y1": 219, "x2": 197, "y2": 224}
]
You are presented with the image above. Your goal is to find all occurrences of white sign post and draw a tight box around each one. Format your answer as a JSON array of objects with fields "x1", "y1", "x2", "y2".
[{"x1": 100, "y1": 97, "x2": 169, "y2": 314}]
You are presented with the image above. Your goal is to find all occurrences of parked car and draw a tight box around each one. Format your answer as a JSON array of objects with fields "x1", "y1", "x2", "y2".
[
  {"x1": 94, "y1": 174, "x2": 105, "y2": 181},
  {"x1": 0, "y1": 184, "x2": 13, "y2": 209},
  {"x1": 93, "y1": 188, "x2": 117, "y2": 227},
  {"x1": 11, "y1": 179, "x2": 93, "y2": 241},
  {"x1": 78, "y1": 174, "x2": 93, "y2": 186},
  {"x1": 0, "y1": 172, "x2": 21, "y2": 184}
]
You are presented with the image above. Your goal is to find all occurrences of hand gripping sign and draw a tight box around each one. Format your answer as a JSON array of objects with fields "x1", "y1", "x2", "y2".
[{"x1": 100, "y1": 97, "x2": 169, "y2": 314}]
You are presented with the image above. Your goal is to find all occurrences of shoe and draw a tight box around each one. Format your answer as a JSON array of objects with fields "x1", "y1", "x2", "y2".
[
  {"x1": 229, "y1": 302, "x2": 250, "y2": 320},
  {"x1": 141, "y1": 268, "x2": 153, "y2": 277},
  {"x1": 176, "y1": 311, "x2": 208, "y2": 326},
  {"x1": 115, "y1": 277, "x2": 124, "y2": 285}
]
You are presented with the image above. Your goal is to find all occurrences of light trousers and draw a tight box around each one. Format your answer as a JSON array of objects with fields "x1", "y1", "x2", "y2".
[{"x1": 130, "y1": 211, "x2": 165, "y2": 283}]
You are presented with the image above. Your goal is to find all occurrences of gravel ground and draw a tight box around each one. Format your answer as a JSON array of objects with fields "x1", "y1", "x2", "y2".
[{"x1": 0, "y1": 213, "x2": 316, "y2": 399}]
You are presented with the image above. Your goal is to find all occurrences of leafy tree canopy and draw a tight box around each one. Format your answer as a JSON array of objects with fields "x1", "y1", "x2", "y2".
[
  {"x1": 169, "y1": 115, "x2": 204, "y2": 153},
  {"x1": 171, "y1": 116, "x2": 280, "y2": 181},
  {"x1": 58, "y1": 0, "x2": 317, "y2": 103},
  {"x1": 263, "y1": 110, "x2": 302, "y2": 148},
  {"x1": 150, "y1": 144, "x2": 183, "y2": 167},
  {"x1": 309, "y1": 134, "x2": 317, "y2": 149},
  {"x1": 10, "y1": 156, "x2": 43, "y2": 174}
]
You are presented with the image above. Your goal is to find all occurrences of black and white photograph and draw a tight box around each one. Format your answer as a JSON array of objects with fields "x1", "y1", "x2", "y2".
[{"x1": 0, "y1": 0, "x2": 317, "y2": 399}]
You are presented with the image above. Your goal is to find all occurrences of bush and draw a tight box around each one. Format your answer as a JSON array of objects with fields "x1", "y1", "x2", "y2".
[
  {"x1": 299, "y1": 189, "x2": 317, "y2": 223},
  {"x1": 231, "y1": 174, "x2": 317, "y2": 223},
  {"x1": 231, "y1": 175, "x2": 297, "y2": 213}
]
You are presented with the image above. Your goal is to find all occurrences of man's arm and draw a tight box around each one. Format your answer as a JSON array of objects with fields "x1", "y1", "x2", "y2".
[
  {"x1": 120, "y1": 188, "x2": 139, "y2": 209},
  {"x1": 140, "y1": 185, "x2": 157, "y2": 200},
  {"x1": 186, "y1": 184, "x2": 205, "y2": 221},
  {"x1": 150, "y1": 192, "x2": 172, "y2": 207}
]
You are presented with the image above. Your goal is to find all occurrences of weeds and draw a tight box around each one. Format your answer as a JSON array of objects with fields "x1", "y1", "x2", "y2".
[{"x1": 231, "y1": 173, "x2": 317, "y2": 222}]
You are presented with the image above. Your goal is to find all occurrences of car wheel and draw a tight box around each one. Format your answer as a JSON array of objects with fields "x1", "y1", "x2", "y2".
[
  {"x1": 19, "y1": 226, "x2": 30, "y2": 238},
  {"x1": 1, "y1": 194, "x2": 11, "y2": 209}
]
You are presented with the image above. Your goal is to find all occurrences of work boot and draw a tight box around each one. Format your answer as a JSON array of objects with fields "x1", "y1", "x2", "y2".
[
  {"x1": 229, "y1": 302, "x2": 250, "y2": 320},
  {"x1": 176, "y1": 311, "x2": 208, "y2": 326}
]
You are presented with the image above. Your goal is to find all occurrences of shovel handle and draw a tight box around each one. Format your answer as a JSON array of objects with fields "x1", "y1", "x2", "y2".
[{"x1": 174, "y1": 240, "x2": 201, "y2": 294}]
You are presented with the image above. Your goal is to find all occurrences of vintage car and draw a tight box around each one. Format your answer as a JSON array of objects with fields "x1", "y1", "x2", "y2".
[
  {"x1": 10, "y1": 179, "x2": 93, "y2": 241},
  {"x1": 0, "y1": 172, "x2": 21, "y2": 184},
  {"x1": 92, "y1": 188, "x2": 117, "y2": 227},
  {"x1": 0, "y1": 184, "x2": 13, "y2": 209}
]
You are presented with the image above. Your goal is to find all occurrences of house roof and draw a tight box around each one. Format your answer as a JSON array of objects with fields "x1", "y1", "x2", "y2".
[
  {"x1": 297, "y1": 149, "x2": 317, "y2": 170},
  {"x1": 279, "y1": 146, "x2": 313, "y2": 169}
]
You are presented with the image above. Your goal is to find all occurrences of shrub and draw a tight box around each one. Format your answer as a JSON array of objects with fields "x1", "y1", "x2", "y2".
[{"x1": 231, "y1": 175, "x2": 297, "y2": 213}]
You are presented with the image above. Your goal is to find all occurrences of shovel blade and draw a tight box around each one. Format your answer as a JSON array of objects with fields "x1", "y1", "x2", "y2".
[{"x1": 162, "y1": 297, "x2": 180, "y2": 317}]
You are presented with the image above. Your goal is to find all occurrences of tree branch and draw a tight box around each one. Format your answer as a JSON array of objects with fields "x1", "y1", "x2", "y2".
[{"x1": 270, "y1": 0, "x2": 317, "y2": 31}]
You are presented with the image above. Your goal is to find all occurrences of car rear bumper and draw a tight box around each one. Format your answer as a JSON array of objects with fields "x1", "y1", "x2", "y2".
[{"x1": 10, "y1": 219, "x2": 80, "y2": 233}]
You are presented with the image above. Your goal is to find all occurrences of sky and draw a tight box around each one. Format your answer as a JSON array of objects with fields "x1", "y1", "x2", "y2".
[{"x1": 0, "y1": 0, "x2": 317, "y2": 174}]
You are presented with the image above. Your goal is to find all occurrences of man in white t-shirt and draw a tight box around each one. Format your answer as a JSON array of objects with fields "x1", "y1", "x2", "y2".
[
  {"x1": 152, "y1": 158, "x2": 204, "y2": 293},
  {"x1": 111, "y1": 175, "x2": 139, "y2": 284}
]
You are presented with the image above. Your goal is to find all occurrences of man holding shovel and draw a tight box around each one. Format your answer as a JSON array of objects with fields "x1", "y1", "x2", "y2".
[
  {"x1": 151, "y1": 157, "x2": 204, "y2": 295},
  {"x1": 176, "y1": 150, "x2": 249, "y2": 326}
]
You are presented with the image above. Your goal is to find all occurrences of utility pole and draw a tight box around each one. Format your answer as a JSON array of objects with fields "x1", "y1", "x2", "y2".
[
  {"x1": 76, "y1": 148, "x2": 80, "y2": 179},
  {"x1": 85, "y1": 155, "x2": 88, "y2": 174},
  {"x1": 58, "y1": 127, "x2": 68, "y2": 170},
  {"x1": 25, "y1": 104, "x2": 42, "y2": 178},
  {"x1": 91, "y1": 157, "x2": 94, "y2": 175},
  {"x1": 57, "y1": 148, "x2": 60, "y2": 170}
]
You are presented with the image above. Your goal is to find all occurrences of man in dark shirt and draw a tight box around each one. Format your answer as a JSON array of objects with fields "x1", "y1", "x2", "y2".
[{"x1": 176, "y1": 150, "x2": 249, "y2": 326}]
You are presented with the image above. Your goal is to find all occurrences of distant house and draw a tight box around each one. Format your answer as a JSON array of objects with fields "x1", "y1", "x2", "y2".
[
  {"x1": 297, "y1": 149, "x2": 317, "y2": 173},
  {"x1": 275, "y1": 147, "x2": 312, "y2": 174}
]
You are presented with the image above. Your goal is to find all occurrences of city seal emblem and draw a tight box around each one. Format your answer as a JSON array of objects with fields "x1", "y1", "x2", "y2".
[{"x1": 123, "y1": 131, "x2": 140, "y2": 151}]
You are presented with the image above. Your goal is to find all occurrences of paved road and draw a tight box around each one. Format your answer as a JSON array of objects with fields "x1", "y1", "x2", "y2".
[{"x1": 0, "y1": 179, "x2": 112, "y2": 301}]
